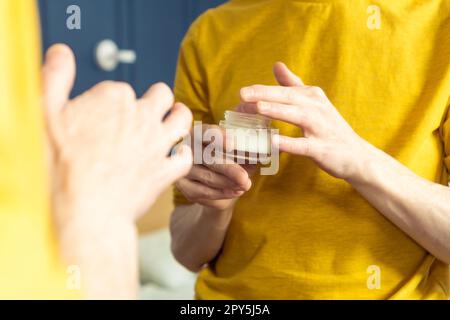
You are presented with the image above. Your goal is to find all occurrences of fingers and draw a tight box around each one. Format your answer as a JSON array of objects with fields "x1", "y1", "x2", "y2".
[
  {"x1": 273, "y1": 134, "x2": 315, "y2": 157},
  {"x1": 42, "y1": 44, "x2": 76, "y2": 116},
  {"x1": 237, "y1": 102, "x2": 260, "y2": 114},
  {"x1": 240, "y1": 85, "x2": 297, "y2": 104},
  {"x1": 89, "y1": 81, "x2": 136, "y2": 105},
  {"x1": 194, "y1": 123, "x2": 234, "y2": 151},
  {"x1": 187, "y1": 165, "x2": 244, "y2": 190},
  {"x1": 200, "y1": 124, "x2": 225, "y2": 143},
  {"x1": 204, "y1": 162, "x2": 252, "y2": 191},
  {"x1": 161, "y1": 144, "x2": 193, "y2": 183},
  {"x1": 240, "y1": 84, "x2": 326, "y2": 106},
  {"x1": 240, "y1": 62, "x2": 304, "y2": 104},
  {"x1": 201, "y1": 124, "x2": 227, "y2": 144},
  {"x1": 195, "y1": 198, "x2": 239, "y2": 211},
  {"x1": 139, "y1": 84, "x2": 191, "y2": 150},
  {"x1": 273, "y1": 62, "x2": 304, "y2": 87},
  {"x1": 139, "y1": 82, "x2": 174, "y2": 119},
  {"x1": 239, "y1": 101, "x2": 314, "y2": 131},
  {"x1": 163, "y1": 102, "x2": 193, "y2": 147},
  {"x1": 177, "y1": 178, "x2": 243, "y2": 201}
]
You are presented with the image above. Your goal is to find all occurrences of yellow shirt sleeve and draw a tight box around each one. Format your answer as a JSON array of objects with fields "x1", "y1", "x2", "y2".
[{"x1": 0, "y1": 0, "x2": 78, "y2": 299}]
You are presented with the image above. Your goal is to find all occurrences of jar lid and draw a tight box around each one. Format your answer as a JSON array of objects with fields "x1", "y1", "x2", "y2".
[{"x1": 223, "y1": 110, "x2": 271, "y2": 129}]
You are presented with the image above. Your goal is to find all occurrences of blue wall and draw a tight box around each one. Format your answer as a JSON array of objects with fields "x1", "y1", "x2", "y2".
[{"x1": 39, "y1": 0, "x2": 225, "y2": 96}]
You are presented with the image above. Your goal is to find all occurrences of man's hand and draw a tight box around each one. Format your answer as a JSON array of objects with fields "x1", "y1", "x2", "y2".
[
  {"x1": 176, "y1": 124, "x2": 253, "y2": 212},
  {"x1": 42, "y1": 44, "x2": 193, "y2": 298},
  {"x1": 239, "y1": 62, "x2": 450, "y2": 266},
  {"x1": 239, "y1": 62, "x2": 369, "y2": 181},
  {"x1": 43, "y1": 44, "x2": 193, "y2": 224},
  {"x1": 171, "y1": 124, "x2": 256, "y2": 272}
]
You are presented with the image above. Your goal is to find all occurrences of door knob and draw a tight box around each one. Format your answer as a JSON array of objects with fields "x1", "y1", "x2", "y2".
[{"x1": 95, "y1": 39, "x2": 137, "y2": 72}]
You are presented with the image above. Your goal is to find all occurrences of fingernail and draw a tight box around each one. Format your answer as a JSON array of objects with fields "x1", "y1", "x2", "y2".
[
  {"x1": 241, "y1": 87, "x2": 254, "y2": 99},
  {"x1": 272, "y1": 134, "x2": 280, "y2": 148}
]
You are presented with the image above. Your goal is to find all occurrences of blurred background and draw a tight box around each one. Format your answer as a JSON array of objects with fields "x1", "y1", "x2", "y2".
[{"x1": 38, "y1": 0, "x2": 225, "y2": 299}]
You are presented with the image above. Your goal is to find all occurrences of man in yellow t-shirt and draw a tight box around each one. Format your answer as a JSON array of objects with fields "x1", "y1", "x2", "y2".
[
  {"x1": 0, "y1": 1, "x2": 192, "y2": 298},
  {"x1": 171, "y1": 0, "x2": 450, "y2": 299}
]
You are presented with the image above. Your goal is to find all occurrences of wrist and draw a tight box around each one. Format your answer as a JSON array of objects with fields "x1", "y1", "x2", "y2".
[
  {"x1": 346, "y1": 136, "x2": 395, "y2": 189},
  {"x1": 57, "y1": 200, "x2": 137, "y2": 259},
  {"x1": 345, "y1": 136, "x2": 384, "y2": 186},
  {"x1": 58, "y1": 204, "x2": 136, "y2": 239},
  {"x1": 201, "y1": 204, "x2": 234, "y2": 230},
  {"x1": 58, "y1": 211, "x2": 138, "y2": 299},
  {"x1": 52, "y1": 155, "x2": 142, "y2": 227},
  {"x1": 54, "y1": 179, "x2": 137, "y2": 259},
  {"x1": 52, "y1": 159, "x2": 139, "y2": 231}
]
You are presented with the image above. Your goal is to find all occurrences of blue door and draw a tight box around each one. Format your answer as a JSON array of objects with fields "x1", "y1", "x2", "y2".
[{"x1": 39, "y1": 0, "x2": 226, "y2": 96}]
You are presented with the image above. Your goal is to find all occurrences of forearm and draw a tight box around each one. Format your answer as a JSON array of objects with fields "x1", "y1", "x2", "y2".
[
  {"x1": 237, "y1": 64, "x2": 450, "y2": 263},
  {"x1": 348, "y1": 140, "x2": 450, "y2": 264},
  {"x1": 58, "y1": 206, "x2": 139, "y2": 299},
  {"x1": 170, "y1": 204, "x2": 232, "y2": 272}
]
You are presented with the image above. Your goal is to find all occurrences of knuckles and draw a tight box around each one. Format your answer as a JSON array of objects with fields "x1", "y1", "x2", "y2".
[
  {"x1": 306, "y1": 86, "x2": 325, "y2": 98},
  {"x1": 93, "y1": 81, "x2": 136, "y2": 103},
  {"x1": 115, "y1": 82, "x2": 136, "y2": 100},
  {"x1": 176, "y1": 104, "x2": 194, "y2": 128},
  {"x1": 304, "y1": 86, "x2": 328, "y2": 105},
  {"x1": 285, "y1": 87, "x2": 299, "y2": 102},
  {"x1": 248, "y1": 85, "x2": 264, "y2": 99},
  {"x1": 201, "y1": 169, "x2": 215, "y2": 185},
  {"x1": 302, "y1": 138, "x2": 312, "y2": 157},
  {"x1": 150, "y1": 82, "x2": 174, "y2": 100}
]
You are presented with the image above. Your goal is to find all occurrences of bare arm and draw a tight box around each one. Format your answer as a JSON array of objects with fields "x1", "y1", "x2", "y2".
[
  {"x1": 43, "y1": 44, "x2": 192, "y2": 299},
  {"x1": 240, "y1": 62, "x2": 450, "y2": 265},
  {"x1": 348, "y1": 142, "x2": 450, "y2": 264},
  {"x1": 58, "y1": 212, "x2": 139, "y2": 299},
  {"x1": 169, "y1": 127, "x2": 253, "y2": 271},
  {"x1": 170, "y1": 204, "x2": 233, "y2": 272}
]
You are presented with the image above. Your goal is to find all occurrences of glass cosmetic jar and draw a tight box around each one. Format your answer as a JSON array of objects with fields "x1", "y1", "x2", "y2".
[{"x1": 219, "y1": 111, "x2": 272, "y2": 163}]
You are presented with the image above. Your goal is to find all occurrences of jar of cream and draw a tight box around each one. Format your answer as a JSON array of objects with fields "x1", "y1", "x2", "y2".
[{"x1": 219, "y1": 111, "x2": 272, "y2": 163}]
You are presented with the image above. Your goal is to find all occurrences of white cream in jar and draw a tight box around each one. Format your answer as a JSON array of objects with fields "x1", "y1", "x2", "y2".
[{"x1": 219, "y1": 111, "x2": 272, "y2": 163}]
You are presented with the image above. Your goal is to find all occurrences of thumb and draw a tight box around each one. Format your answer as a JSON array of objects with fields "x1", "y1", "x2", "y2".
[
  {"x1": 42, "y1": 44, "x2": 76, "y2": 117},
  {"x1": 273, "y1": 62, "x2": 303, "y2": 87}
]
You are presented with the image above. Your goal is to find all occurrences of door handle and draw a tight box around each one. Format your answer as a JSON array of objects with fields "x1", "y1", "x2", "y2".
[{"x1": 95, "y1": 39, "x2": 137, "y2": 72}]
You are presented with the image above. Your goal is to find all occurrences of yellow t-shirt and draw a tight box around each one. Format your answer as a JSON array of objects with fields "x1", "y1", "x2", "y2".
[
  {"x1": 0, "y1": 0, "x2": 74, "y2": 298},
  {"x1": 174, "y1": 0, "x2": 450, "y2": 299}
]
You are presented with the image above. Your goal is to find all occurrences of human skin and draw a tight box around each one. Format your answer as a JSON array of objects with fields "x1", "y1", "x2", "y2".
[
  {"x1": 170, "y1": 70, "x2": 293, "y2": 273},
  {"x1": 171, "y1": 62, "x2": 450, "y2": 273},
  {"x1": 239, "y1": 62, "x2": 450, "y2": 265},
  {"x1": 43, "y1": 44, "x2": 193, "y2": 298},
  {"x1": 171, "y1": 125, "x2": 255, "y2": 272}
]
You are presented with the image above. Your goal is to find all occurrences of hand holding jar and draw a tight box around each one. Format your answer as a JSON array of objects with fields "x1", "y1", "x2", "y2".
[
  {"x1": 175, "y1": 123, "x2": 254, "y2": 211},
  {"x1": 239, "y1": 62, "x2": 369, "y2": 181}
]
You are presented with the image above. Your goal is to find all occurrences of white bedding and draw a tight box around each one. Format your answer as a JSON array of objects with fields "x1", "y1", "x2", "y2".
[{"x1": 138, "y1": 229, "x2": 197, "y2": 300}]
